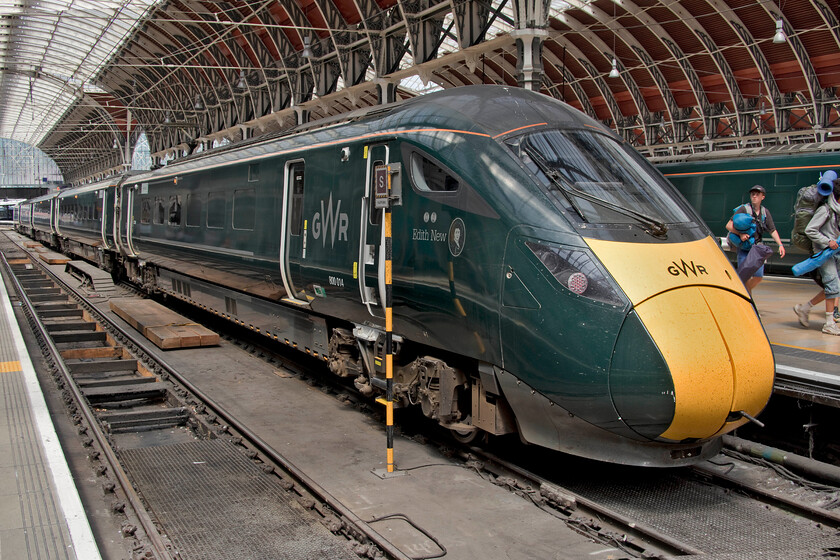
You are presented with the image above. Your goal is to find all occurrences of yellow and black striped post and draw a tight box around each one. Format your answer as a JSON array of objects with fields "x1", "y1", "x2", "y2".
[
  {"x1": 373, "y1": 161, "x2": 402, "y2": 476},
  {"x1": 384, "y1": 201, "x2": 394, "y2": 473}
]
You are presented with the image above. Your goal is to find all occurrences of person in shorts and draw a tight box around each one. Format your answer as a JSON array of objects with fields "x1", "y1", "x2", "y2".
[{"x1": 725, "y1": 185, "x2": 786, "y2": 294}]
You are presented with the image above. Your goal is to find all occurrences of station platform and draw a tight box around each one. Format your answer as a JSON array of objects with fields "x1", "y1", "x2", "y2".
[
  {"x1": 751, "y1": 275, "x2": 840, "y2": 401},
  {"x1": 0, "y1": 262, "x2": 100, "y2": 559}
]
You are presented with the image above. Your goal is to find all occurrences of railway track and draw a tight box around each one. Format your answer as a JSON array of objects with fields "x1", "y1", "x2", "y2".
[
  {"x1": 165, "y1": 295, "x2": 840, "y2": 558},
  {"x1": 455, "y1": 443, "x2": 840, "y2": 558},
  {"x1": 135, "y1": 272, "x2": 840, "y2": 558},
  {"x1": 5, "y1": 230, "x2": 840, "y2": 559},
  {"x1": 0, "y1": 232, "x2": 408, "y2": 560}
]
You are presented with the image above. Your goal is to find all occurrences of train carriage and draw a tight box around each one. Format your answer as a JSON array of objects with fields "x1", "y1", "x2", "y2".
[
  {"x1": 54, "y1": 179, "x2": 122, "y2": 269},
  {"x1": 17, "y1": 86, "x2": 776, "y2": 466}
]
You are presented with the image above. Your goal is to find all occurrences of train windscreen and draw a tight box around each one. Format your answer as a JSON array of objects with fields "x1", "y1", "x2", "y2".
[{"x1": 507, "y1": 130, "x2": 693, "y2": 229}]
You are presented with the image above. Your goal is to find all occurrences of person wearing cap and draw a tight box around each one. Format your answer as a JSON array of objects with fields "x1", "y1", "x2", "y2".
[
  {"x1": 725, "y1": 184, "x2": 786, "y2": 294},
  {"x1": 801, "y1": 178, "x2": 840, "y2": 335}
]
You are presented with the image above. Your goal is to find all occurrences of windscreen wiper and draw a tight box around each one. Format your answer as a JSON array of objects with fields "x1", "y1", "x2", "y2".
[
  {"x1": 522, "y1": 142, "x2": 668, "y2": 238},
  {"x1": 521, "y1": 144, "x2": 588, "y2": 222}
]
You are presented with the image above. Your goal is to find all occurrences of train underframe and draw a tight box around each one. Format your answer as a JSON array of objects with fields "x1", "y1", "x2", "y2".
[{"x1": 119, "y1": 253, "x2": 518, "y2": 444}]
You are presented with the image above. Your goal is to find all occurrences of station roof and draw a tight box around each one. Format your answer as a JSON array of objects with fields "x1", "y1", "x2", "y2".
[{"x1": 0, "y1": 0, "x2": 838, "y2": 184}]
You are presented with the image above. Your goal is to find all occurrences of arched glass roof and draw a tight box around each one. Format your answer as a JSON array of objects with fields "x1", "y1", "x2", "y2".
[
  {"x1": 0, "y1": 0, "x2": 837, "y2": 185},
  {"x1": 0, "y1": 0, "x2": 159, "y2": 145}
]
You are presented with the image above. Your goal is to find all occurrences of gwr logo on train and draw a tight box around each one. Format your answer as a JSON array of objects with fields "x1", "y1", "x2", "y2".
[
  {"x1": 667, "y1": 259, "x2": 708, "y2": 277},
  {"x1": 311, "y1": 194, "x2": 349, "y2": 248}
]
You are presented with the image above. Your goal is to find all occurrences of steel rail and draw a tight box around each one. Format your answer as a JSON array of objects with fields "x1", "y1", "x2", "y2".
[
  {"x1": 9, "y1": 251, "x2": 412, "y2": 560},
  {"x1": 0, "y1": 250, "x2": 175, "y2": 560},
  {"x1": 467, "y1": 446, "x2": 706, "y2": 557},
  {"x1": 140, "y1": 346, "x2": 413, "y2": 560}
]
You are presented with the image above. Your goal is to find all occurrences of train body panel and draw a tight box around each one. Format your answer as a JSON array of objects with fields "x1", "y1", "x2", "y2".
[
  {"x1": 54, "y1": 181, "x2": 118, "y2": 266},
  {"x1": 16, "y1": 85, "x2": 776, "y2": 466}
]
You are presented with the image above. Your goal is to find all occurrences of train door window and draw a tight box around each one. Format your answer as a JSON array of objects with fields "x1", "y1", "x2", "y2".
[
  {"x1": 289, "y1": 163, "x2": 305, "y2": 236},
  {"x1": 233, "y1": 188, "x2": 255, "y2": 231},
  {"x1": 140, "y1": 198, "x2": 151, "y2": 224},
  {"x1": 369, "y1": 160, "x2": 384, "y2": 225},
  {"x1": 207, "y1": 191, "x2": 225, "y2": 229},
  {"x1": 186, "y1": 194, "x2": 201, "y2": 227},
  {"x1": 248, "y1": 163, "x2": 260, "y2": 182},
  {"x1": 168, "y1": 195, "x2": 182, "y2": 225},
  {"x1": 154, "y1": 197, "x2": 165, "y2": 224},
  {"x1": 410, "y1": 152, "x2": 459, "y2": 192}
]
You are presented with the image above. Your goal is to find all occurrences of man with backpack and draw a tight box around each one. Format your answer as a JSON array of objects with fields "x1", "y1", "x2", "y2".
[
  {"x1": 725, "y1": 185, "x2": 786, "y2": 294},
  {"x1": 798, "y1": 177, "x2": 840, "y2": 335}
]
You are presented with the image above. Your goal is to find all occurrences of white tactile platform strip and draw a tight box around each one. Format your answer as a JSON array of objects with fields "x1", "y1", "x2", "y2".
[{"x1": 0, "y1": 262, "x2": 100, "y2": 560}]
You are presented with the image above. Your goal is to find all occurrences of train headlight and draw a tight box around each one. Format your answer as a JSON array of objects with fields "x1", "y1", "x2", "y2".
[
  {"x1": 567, "y1": 272, "x2": 588, "y2": 295},
  {"x1": 526, "y1": 241, "x2": 625, "y2": 306}
]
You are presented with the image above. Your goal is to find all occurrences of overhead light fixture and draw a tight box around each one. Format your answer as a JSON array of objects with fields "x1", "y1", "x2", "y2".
[
  {"x1": 164, "y1": 111, "x2": 171, "y2": 124},
  {"x1": 609, "y1": 58, "x2": 619, "y2": 78},
  {"x1": 194, "y1": 95, "x2": 203, "y2": 110},
  {"x1": 760, "y1": 102, "x2": 767, "y2": 116},
  {"x1": 236, "y1": 70, "x2": 246, "y2": 90},
  {"x1": 112, "y1": 137, "x2": 119, "y2": 149},
  {"x1": 773, "y1": 19, "x2": 786, "y2": 43},
  {"x1": 301, "y1": 36, "x2": 313, "y2": 59}
]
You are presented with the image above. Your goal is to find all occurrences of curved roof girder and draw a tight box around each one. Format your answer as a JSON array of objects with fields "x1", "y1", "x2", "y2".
[
  {"x1": 553, "y1": 2, "x2": 659, "y2": 135},
  {"x1": 645, "y1": 0, "x2": 746, "y2": 142},
  {"x1": 540, "y1": 50, "x2": 597, "y2": 119},
  {"x1": 543, "y1": 25, "x2": 641, "y2": 136}
]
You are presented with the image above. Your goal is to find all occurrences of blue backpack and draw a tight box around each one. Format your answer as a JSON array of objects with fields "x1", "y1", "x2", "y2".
[{"x1": 727, "y1": 204, "x2": 765, "y2": 251}]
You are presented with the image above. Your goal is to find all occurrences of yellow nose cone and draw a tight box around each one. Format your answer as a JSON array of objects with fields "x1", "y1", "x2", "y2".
[{"x1": 634, "y1": 286, "x2": 774, "y2": 441}]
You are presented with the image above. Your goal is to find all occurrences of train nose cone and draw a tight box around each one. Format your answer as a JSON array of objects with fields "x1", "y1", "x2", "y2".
[{"x1": 610, "y1": 286, "x2": 775, "y2": 441}]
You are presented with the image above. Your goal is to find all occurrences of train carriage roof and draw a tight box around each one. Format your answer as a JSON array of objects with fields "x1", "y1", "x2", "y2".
[{"x1": 124, "y1": 86, "x2": 610, "y2": 184}]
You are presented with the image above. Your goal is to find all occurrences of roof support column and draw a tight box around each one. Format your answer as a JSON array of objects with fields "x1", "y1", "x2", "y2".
[
  {"x1": 375, "y1": 78, "x2": 397, "y2": 105},
  {"x1": 512, "y1": 0, "x2": 550, "y2": 92},
  {"x1": 512, "y1": 29, "x2": 548, "y2": 91},
  {"x1": 294, "y1": 106, "x2": 310, "y2": 125}
]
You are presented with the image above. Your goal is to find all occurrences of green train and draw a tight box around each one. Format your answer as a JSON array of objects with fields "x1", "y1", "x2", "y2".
[
  {"x1": 657, "y1": 150, "x2": 840, "y2": 274},
  {"x1": 16, "y1": 85, "x2": 774, "y2": 466}
]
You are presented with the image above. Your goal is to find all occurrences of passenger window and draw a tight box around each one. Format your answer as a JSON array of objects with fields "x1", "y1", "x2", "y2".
[
  {"x1": 154, "y1": 197, "x2": 165, "y2": 224},
  {"x1": 186, "y1": 194, "x2": 201, "y2": 227},
  {"x1": 168, "y1": 195, "x2": 182, "y2": 225},
  {"x1": 207, "y1": 191, "x2": 225, "y2": 229},
  {"x1": 140, "y1": 198, "x2": 151, "y2": 224},
  {"x1": 289, "y1": 163, "x2": 304, "y2": 236},
  {"x1": 410, "y1": 152, "x2": 459, "y2": 192},
  {"x1": 248, "y1": 163, "x2": 260, "y2": 182},
  {"x1": 233, "y1": 188, "x2": 255, "y2": 231}
]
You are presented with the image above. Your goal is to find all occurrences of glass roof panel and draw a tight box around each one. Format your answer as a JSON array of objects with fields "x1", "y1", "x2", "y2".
[{"x1": 0, "y1": 0, "x2": 160, "y2": 146}]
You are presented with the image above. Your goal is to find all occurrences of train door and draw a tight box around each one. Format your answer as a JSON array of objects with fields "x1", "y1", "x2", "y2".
[
  {"x1": 280, "y1": 159, "x2": 308, "y2": 304},
  {"x1": 115, "y1": 183, "x2": 137, "y2": 257},
  {"x1": 101, "y1": 187, "x2": 113, "y2": 249},
  {"x1": 357, "y1": 144, "x2": 388, "y2": 318}
]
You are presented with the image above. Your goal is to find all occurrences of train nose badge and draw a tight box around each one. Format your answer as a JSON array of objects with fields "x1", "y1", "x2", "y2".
[{"x1": 449, "y1": 218, "x2": 466, "y2": 257}]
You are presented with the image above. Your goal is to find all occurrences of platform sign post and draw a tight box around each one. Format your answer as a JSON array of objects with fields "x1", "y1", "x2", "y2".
[{"x1": 373, "y1": 163, "x2": 401, "y2": 475}]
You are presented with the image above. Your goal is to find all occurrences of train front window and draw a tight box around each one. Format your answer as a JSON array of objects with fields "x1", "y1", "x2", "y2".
[{"x1": 507, "y1": 130, "x2": 691, "y2": 227}]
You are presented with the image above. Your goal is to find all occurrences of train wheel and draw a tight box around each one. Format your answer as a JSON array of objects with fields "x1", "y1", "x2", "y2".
[{"x1": 450, "y1": 416, "x2": 480, "y2": 444}]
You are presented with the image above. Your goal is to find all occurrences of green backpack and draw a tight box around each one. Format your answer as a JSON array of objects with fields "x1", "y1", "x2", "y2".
[{"x1": 791, "y1": 184, "x2": 826, "y2": 253}]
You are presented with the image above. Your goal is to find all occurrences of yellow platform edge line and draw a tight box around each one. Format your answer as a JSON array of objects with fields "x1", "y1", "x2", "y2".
[
  {"x1": 0, "y1": 360, "x2": 22, "y2": 373},
  {"x1": 772, "y1": 342, "x2": 840, "y2": 357}
]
